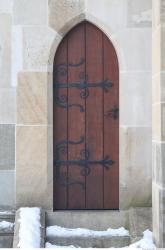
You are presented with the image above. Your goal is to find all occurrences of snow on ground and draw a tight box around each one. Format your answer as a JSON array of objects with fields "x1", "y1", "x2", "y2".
[
  {"x1": 0, "y1": 221, "x2": 14, "y2": 230},
  {"x1": 0, "y1": 211, "x2": 14, "y2": 215},
  {"x1": 46, "y1": 227, "x2": 156, "y2": 249},
  {"x1": 46, "y1": 225, "x2": 129, "y2": 238},
  {"x1": 46, "y1": 242, "x2": 77, "y2": 248},
  {"x1": 129, "y1": 229, "x2": 156, "y2": 248},
  {"x1": 17, "y1": 207, "x2": 41, "y2": 248}
]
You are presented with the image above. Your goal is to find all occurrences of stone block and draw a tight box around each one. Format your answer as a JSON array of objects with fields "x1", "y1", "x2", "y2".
[
  {"x1": 152, "y1": 182, "x2": 165, "y2": 247},
  {"x1": 16, "y1": 126, "x2": 52, "y2": 209},
  {"x1": 152, "y1": 142, "x2": 165, "y2": 187},
  {"x1": 120, "y1": 127, "x2": 152, "y2": 209},
  {"x1": 48, "y1": 0, "x2": 85, "y2": 33},
  {"x1": 120, "y1": 72, "x2": 151, "y2": 126},
  {"x1": 13, "y1": 0, "x2": 47, "y2": 25},
  {"x1": 0, "y1": 236, "x2": 13, "y2": 248},
  {"x1": 0, "y1": 14, "x2": 11, "y2": 87},
  {"x1": 152, "y1": 103, "x2": 161, "y2": 141},
  {"x1": 129, "y1": 207, "x2": 152, "y2": 243},
  {"x1": 17, "y1": 72, "x2": 47, "y2": 125},
  {"x1": 11, "y1": 26, "x2": 23, "y2": 87},
  {"x1": 0, "y1": 125, "x2": 15, "y2": 169},
  {"x1": 23, "y1": 27, "x2": 56, "y2": 70},
  {"x1": 127, "y1": 0, "x2": 152, "y2": 27},
  {"x1": 152, "y1": 73, "x2": 161, "y2": 104},
  {"x1": 114, "y1": 29, "x2": 151, "y2": 71},
  {"x1": 86, "y1": 0, "x2": 127, "y2": 33},
  {"x1": 161, "y1": 26, "x2": 165, "y2": 71},
  {"x1": 0, "y1": 0, "x2": 13, "y2": 12},
  {"x1": 0, "y1": 88, "x2": 16, "y2": 123},
  {"x1": 152, "y1": 26, "x2": 161, "y2": 75},
  {"x1": 0, "y1": 170, "x2": 15, "y2": 208}
]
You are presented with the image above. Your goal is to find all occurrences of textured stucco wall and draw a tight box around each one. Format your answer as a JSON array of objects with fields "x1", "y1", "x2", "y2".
[{"x1": 0, "y1": 0, "x2": 152, "y2": 210}]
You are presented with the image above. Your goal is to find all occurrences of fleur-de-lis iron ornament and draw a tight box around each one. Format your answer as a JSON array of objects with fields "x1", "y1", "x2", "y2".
[
  {"x1": 54, "y1": 58, "x2": 113, "y2": 112},
  {"x1": 54, "y1": 136, "x2": 115, "y2": 188}
]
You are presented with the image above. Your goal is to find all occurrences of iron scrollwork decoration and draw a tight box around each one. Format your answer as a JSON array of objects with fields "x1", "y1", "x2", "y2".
[
  {"x1": 54, "y1": 57, "x2": 114, "y2": 112},
  {"x1": 105, "y1": 105, "x2": 119, "y2": 120},
  {"x1": 54, "y1": 136, "x2": 115, "y2": 189}
]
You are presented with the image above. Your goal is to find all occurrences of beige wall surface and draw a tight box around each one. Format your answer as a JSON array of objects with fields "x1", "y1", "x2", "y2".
[
  {"x1": 0, "y1": 0, "x2": 152, "y2": 210},
  {"x1": 152, "y1": 0, "x2": 165, "y2": 247}
]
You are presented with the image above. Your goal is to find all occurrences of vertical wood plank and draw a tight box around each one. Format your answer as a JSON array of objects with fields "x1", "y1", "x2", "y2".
[
  {"x1": 103, "y1": 36, "x2": 119, "y2": 209},
  {"x1": 67, "y1": 23, "x2": 86, "y2": 209},
  {"x1": 53, "y1": 38, "x2": 68, "y2": 209},
  {"x1": 85, "y1": 22, "x2": 104, "y2": 209}
]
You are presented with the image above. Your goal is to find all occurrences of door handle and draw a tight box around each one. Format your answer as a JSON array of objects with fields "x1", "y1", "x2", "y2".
[{"x1": 105, "y1": 105, "x2": 119, "y2": 120}]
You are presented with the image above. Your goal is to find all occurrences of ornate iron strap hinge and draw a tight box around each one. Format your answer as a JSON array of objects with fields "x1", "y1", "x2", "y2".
[
  {"x1": 54, "y1": 136, "x2": 115, "y2": 181},
  {"x1": 54, "y1": 57, "x2": 114, "y2": 111}
]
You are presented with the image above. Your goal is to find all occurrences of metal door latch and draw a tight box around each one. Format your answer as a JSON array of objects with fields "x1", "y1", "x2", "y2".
[{"x1": 105, "y1": 105, "x2": 119, "y2": 120}]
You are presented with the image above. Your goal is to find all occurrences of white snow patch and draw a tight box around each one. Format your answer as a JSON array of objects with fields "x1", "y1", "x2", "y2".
[
  {"x1": 0, "y1": 211, "x2": 14, "y2": 215},
  {"x1": 18, "y1": 207, "x2": 41, "y2": 248},
  {"x1": 46, "y1": 242, "x2": 77, "y2": 248},
  {"x1": 46, "y1": 225, "x2": 129, "y2": 238},
  {"x1": 129, "y1": 229, "x2": 156, "y2": 248},
  {"x1": 0, "y1": 221, "x2": 14, "y2": 230}
]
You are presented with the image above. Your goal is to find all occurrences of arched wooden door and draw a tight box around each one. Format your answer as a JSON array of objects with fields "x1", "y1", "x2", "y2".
[{"x1": 53, "y1": 21, "x2": 119, "y2": 210}]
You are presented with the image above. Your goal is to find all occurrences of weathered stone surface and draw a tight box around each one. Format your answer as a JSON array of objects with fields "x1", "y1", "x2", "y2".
[
  {"x1": 152, "y1": 182, "x2": 165, "y2": 247},
  {"x1": 152, "y1": 103, "x2": 161, "y2": 141},
  {"x1": 127, "y1": 0, "x2": 152, "y2": 27},
  {"x1": 152, "y1": 73, "x2": 161, "y2": 104},
  {"x1": 0, "y1": 88, "x2": 16, "y2": 123},
  {"x1": 16, "y1": 126, "x2": 52, "y2": 209},
  {"x1": 129, "y1": 207, "x2": 152, "y2": 243},
  {"x1": 17, "y1": 72, "x2": 47, "y2": 125},
  {"x1": 23, "y1": 27, "x2": 56, "y2": 70},
  {"x1": 162, "y1": 26, "x2": 165, "y2": 70},
  {"x1": 114, "y1": 29, "x2": 151, "y2": 71},
  {"x1": 0, "y1": 14, "x2": 11, "y2": 87},
  {"x1": 152, "y1": 26, "x2": 161, "y2": 75},
  {"x1": 13, "y1": 0, "x2": 47, "y2": 25},
  {"x1": 120, "y1": 127, "x2": 152, "y2": 209},
  {"x1": 120, "y1": 72, "x2": 151, "y2": 126},
  {"x1": 0, "y1": 0, "x2": 13, "y2": 12},
  {"x1": 152, "y1": 142, "x2": 165, "y2": 187},
  {"x1": 0, "y1": 170, "x2": 15, "y2": 208},
  {"x1": 0, "y1": 236, "x2": 13, "y2": 248},
  {"x1": 47, "y1": 235, "x2": 130, "y2": 248},
  {"x1": 48, "y1": 0, "x2": 85, "y2": 33},
  {"x1": 86, "y1": 0, "x2": 127, "y2": 33},
  {"x1": 0, "y1": 125, "x2": 15, "y2": 169},
  {"x1": 46, "y1": 210, "x2": 129, "y2": 230},
  {"x1": 11, "y1": 26, "x2": 23, "y2": 87}
]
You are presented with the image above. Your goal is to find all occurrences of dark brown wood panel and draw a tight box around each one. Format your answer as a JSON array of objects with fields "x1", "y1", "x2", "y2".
[
  {"x1": 53, "y1": 21, "x2": 119, "y2": 210},
  {"x1": 103, "y1": 36, "x2": 119, "y2": 209},
  {"x1": 67, "y1": 23, "x2": 86, "y2": 209},
  {"x1": 53, "y1": 38, "x2": 68, "y2": 209},
  {"x1": 85, "y1": 23, "x2": 103, "y2": 209}
]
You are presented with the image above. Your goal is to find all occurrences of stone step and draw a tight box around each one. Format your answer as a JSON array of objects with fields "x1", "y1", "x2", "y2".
[
  {"x1": 129, "y1": 207, "x2": 152, "y2": 243},
  {"x1": 46, "y1": 234, "x2": 130, "y2": 248},
  {"x1": 0, "y1": 211, "x2": 15, "y2": 248},
  {"x1": 46, "y1": 210, "x2": 129, "y2": 230},
  {"x1": 0, "y1": 235, "x2": 13, "y2": 248}
]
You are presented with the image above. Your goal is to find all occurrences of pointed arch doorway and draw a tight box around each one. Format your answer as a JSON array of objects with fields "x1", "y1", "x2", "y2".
[{"x1": 53, "y1": 21, "x2": 119, "y2": 210}]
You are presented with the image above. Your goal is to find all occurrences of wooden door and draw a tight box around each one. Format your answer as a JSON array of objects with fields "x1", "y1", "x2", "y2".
[{"x1": 53, "y1": 21, "x2": 119, "y2": 210}]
